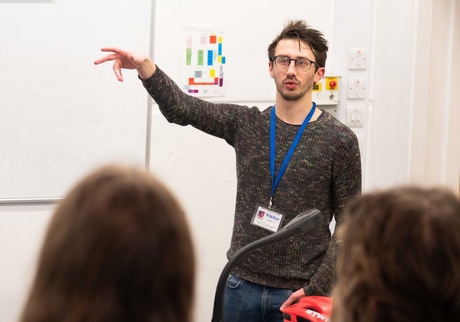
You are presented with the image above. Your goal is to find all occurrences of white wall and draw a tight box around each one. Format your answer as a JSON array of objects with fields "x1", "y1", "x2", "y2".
[
  {"x1": 328, "y1": 0, "x2": 374, "y2": 184},
  {"x1": 368, "y1": 0, "x2": 459, "y2": 192},
  {"x1": 0, "y1": 205, "x2": 53, "y2": 320},
  {"x1": 420, "y1": 0, "x2": 459, "y2": 189},
  {"x1": 0, "y1": 0, "x2": 458, "y2": 322}
]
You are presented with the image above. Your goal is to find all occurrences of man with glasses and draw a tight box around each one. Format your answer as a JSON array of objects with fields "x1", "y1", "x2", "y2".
[{"x1": 95, "y1": 20, "x2": 361, "y2": 322}]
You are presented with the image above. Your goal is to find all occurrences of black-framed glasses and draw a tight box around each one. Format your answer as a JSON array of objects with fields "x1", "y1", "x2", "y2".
[{"x1": 272, "y1": 55, "x2": 319, "y2": 72}]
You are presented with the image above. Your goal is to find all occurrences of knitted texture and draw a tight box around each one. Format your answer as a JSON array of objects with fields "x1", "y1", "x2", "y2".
[{"x1": 142, "y1": 67, "x2": 362, "y2": 295}]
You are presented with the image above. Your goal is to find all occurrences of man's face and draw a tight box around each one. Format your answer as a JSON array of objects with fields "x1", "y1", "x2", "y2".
[{"x1": 269, "y1": 39, "x2": 324, "y2": 102}]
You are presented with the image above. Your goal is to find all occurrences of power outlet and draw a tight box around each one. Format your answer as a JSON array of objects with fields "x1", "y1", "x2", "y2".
[
  {"x1": 347, "y1": 78, "x2": 366, "y2": 99},
  {"x1": 345, "y1": 105, "x2": 366, "y2": 127},
  {"x1": 348, "y1": 48, "x2": 367, "y2": 70}
]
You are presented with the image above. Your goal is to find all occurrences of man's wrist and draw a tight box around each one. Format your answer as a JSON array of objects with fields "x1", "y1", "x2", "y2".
[{"x1": 137, "y1": 59, "x2": 156, "y2": 80}]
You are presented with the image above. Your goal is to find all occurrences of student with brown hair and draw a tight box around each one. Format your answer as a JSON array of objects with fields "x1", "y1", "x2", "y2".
[
  {"x1": 19, "y1": 164, "x2": 195, "y2": 322},
  {"x1": 332, "y1": 186, "x2": 460, "y2": 322}
]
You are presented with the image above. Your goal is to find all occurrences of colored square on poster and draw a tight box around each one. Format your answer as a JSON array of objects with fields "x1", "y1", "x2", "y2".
[
  {"x1": 200, "y1": 35, "x2": 208, "y2": 45},
  {"x1": 210, "y1": 69, "x2": 216, "y2": 77},
  {"x1": 209, "y1": 35, "x2": 217, "y2": 44},
  {"x1": 197, "y1": 50, "x2": 204, "y2": 66},
  {"x1": 186, "y1": 48, "x2": 192, "y2": 65},
  {"x1": 186, "y1": 35, "x2": 192, "y2": 47},
  {"x1": 207, "y1": 50, "x2": 213, "y2": 66}
]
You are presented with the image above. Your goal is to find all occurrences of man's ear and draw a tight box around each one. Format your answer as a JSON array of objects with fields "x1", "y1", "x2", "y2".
[
  {"x1": 269, "y1": 61, "x2": 274, "y2": 78},
  {"x1": 314, "y1": 67, "x2": 325, "y2": 83}
]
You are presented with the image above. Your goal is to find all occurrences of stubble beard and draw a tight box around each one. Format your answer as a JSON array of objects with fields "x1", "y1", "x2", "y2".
[
  {"x1": 276, "y1": 75, "x2": 314, "y2": 102},
  {"x1": 276, "y1": 80, "x2": 313, "y2": 102}
]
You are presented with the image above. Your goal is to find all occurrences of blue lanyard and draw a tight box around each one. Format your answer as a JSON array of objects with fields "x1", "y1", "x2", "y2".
[{"x1": 269, "y1": 103, "x2": 316, "y2": 208}]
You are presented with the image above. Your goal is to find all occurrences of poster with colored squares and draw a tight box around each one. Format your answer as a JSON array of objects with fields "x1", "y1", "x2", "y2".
[{"x1": 181, "y1": 27, "x2": 226, "y2": 97}]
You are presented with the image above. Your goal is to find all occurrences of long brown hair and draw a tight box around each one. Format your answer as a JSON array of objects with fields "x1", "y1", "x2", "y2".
[
  {"x1": 20, "y1": 164, "x2": 195, "y2": 322},
  {"x1": 332, "y1": 186, "x2": 460, "y2": 322}
]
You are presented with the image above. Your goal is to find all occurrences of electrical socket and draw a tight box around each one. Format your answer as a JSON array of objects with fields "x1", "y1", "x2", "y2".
[
  {"x1": 347, "y1": 78, "x2": 366, "y2": 99},
  {"x1": 348, "y1": 48, "x2": 367, "y2": 70}
]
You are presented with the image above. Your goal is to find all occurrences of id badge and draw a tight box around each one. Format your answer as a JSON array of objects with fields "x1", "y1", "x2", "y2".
[{"x1": 251, "y1": 205, "x2": 284, "y2": 233}]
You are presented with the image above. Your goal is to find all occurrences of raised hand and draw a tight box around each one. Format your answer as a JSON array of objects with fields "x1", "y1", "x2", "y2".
[{"x1": 94, "y1": 47, "x2": 156, "y2": 82}]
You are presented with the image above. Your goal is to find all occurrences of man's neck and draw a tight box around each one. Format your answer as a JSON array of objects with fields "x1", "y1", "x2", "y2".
[{"x1": 275, "y1": 99, "x2": 321, "y2": 125}]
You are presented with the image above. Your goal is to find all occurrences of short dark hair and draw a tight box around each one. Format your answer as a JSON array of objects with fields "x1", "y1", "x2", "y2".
[{"x1": 268, "y1": 20, "x2": 329, "y2": 68}]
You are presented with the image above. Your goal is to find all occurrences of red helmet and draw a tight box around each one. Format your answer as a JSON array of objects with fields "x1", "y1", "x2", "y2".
[{"x1": 282, "y1": 296, "x2": 332, "y2": 322}]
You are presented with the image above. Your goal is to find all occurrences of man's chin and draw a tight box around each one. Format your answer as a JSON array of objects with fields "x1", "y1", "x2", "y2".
[{"x1": 280, "y1": 92, "x2": 304, "y2": 101}]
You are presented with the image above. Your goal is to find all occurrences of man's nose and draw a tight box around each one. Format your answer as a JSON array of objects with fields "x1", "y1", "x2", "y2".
[{"x1": 286, "y1": 60, "x2": 297, "y2": 74}]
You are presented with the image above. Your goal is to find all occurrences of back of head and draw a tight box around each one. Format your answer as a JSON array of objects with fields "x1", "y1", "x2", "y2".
[
  {"x1": 332, "y1": 186, "x2": 460, "y2": 322},
  {"x1": 20, "y1": 164, "x2": 195, "y2": 322}
]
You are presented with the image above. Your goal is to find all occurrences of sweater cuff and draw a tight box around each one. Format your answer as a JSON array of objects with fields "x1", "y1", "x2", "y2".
[
  {"x1": 302, "y1": 285, "x2": 309, "y2": 296},
  {"x1": 138, "y1": 65, "x2": 160, "y2": 84}
]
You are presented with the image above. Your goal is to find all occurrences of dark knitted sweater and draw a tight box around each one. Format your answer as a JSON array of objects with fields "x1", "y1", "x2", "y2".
[{"x1": 141, "y1": 67, "x2": 362, "y2": 296}]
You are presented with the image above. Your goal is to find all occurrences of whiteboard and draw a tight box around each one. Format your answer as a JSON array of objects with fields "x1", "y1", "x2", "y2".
[{"x1": 0, "y1": 0, "x2": 152, "y2": 200}]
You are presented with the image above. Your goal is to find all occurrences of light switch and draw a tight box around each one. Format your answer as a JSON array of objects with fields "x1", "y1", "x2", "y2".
[{"x1": 345, "y1": 105, "x2": 366, "y2": 127}]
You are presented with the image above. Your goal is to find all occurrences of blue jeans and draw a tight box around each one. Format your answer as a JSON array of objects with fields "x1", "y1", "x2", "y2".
[{"x1": 223, "y1": 274, "x2": 293, "y2": 322}]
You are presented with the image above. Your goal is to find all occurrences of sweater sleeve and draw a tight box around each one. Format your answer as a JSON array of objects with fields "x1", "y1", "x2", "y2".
[
  {"x1": 140, "y1": 66, "x2": 253, "y2": 146},
  {"x1": 304, "y1": 128, "x2": 362, "y2": 296}
]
